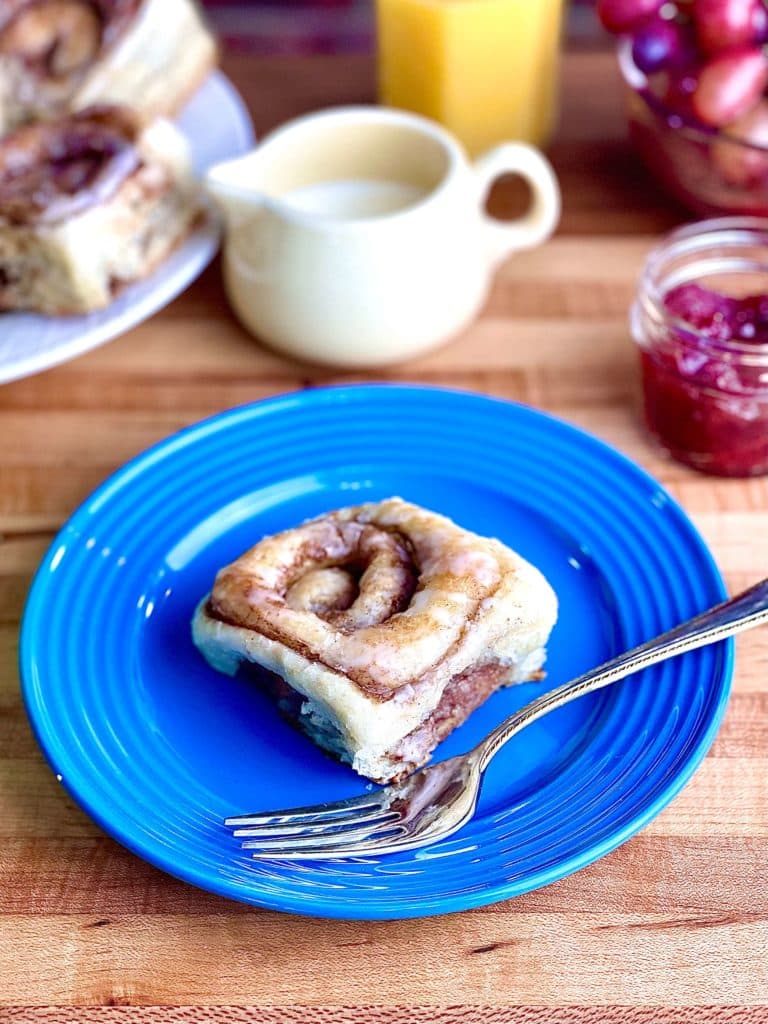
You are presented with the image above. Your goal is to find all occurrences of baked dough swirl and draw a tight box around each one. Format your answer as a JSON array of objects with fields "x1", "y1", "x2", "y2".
[
  {"x1": 0, "y1": 0, "x2": 216, "y2": 132},
  {"x1": 195, "y1": 498, "x2": 558, "y2": 782},
  {"x1": 0, "y1": 1, "x2": 140, "y2": 81},
  {"x1": 0, "y1": 105, "x2": 140, "y2": 226},
  {"x1": 0, "y1": 105, "x2": 200, "y2": 314}
]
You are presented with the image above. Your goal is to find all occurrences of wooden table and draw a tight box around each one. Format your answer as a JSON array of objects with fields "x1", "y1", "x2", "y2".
[{"x1": 1, "y1": 50, "x2": 766, "y2": 1021}]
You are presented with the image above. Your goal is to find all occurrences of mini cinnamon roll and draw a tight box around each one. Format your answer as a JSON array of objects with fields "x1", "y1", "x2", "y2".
[
  {"x1": 0, "y1": 105, "x2": 200, "y2": 314},
  {"x1": 0, "y1": 0, "x2": 216, "y2": 133},
  {"x1": 193, "y1": 498, "x2": 558, "y2": 784}
]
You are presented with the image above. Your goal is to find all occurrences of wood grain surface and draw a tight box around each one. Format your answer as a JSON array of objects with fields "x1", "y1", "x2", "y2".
[{"x1": 1, "y1": 50, "x2": 766, "y2": 1020}]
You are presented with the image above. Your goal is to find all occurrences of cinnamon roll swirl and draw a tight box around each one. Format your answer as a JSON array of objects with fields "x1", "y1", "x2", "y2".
[
  {"x1": 0, "y1": 0, "x2": 216, "y2": 133},
  {"x1": 193, "y1": 498, "x2": 558, "y2": 784},
  {"x1": 0, "y1": 105, "x2": 200, "y2": 314}
]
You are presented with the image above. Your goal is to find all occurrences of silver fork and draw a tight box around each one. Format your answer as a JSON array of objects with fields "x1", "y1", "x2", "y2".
[{"x1": 225, "y1": 576, "x2": 768, "y2": 861}]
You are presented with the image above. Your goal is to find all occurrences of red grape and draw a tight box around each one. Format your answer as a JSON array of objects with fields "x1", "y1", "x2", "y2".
[
  {"x1": 693, "y1": 0, "x2": 768, "y2": 56},
  {"x1": 597, "y1": 0, "x2": 664, "y2": 34},
  {"x1": 663, "y1": 65, "x2": 701, "y2": 120},
  {"x1": 632, "y1": 18, "x2": 694, "y2": 73},
  {"x1": 756, "y1": 6, "x2": 768, "y2": 45},
  {"x1": 692, "y1": 48, "x2": 768, "y2": 126}
]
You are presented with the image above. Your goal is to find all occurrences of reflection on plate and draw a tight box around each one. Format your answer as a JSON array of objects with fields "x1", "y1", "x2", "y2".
[
  {"x1": 20, "y1": 386, "x2": 732, "y2": 919},
  {"x1": 0, "y1": 71, "x2": 254, "y2": 385}
]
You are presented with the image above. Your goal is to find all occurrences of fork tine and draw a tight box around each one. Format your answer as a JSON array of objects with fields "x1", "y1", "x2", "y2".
[
  {"x1": 248, "y1": 829, "x2": 421, "y2": 860},
  {"x1": 240, "y1": 819, "x2": 406, "y2": 852},
  {"x1": 224, "y1": 790, "x2": 387, "y2": 828},
  {"x1": 231, "y1": 808, "x2": 400, "y2": 839}
]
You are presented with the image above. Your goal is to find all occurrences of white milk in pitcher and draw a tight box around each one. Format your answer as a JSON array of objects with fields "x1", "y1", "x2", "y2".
[{"x1": 281, "y1": 179, "x2": 427, "y2": 220}]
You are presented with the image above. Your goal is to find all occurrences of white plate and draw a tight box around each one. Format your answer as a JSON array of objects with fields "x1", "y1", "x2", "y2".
[{"x1": 0, "y1": 71, "x2": 255, "y2": 385}]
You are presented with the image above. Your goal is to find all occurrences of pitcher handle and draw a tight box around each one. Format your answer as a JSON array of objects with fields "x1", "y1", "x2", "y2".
[{"x1": 473, "y1": 142, "x2": 561, "y2": 268}]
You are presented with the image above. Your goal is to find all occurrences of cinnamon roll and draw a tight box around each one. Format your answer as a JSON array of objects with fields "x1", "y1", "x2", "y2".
[
  {"x1": 0, "y1": 0, "x2": 216, "y2": 133},
  {"x1": 193, "y1": 498, "x2": 558, "y2": 784},
  {"x1": 0, "y1": 105, "x2": 201, "y2": 314}
]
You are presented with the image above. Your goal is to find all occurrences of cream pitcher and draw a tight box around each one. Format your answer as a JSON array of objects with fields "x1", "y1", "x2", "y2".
[{"x1": 206, "y1": 106, "x2": 561, "y2": 368}]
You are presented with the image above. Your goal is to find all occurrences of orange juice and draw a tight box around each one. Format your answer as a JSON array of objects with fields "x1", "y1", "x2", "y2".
[{"x1": 376, "y1": 0, "x2": 565, "y2": 155}]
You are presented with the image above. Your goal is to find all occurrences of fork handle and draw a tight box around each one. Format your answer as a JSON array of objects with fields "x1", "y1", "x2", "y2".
[{"x1": 475, "y1": 576, "x2": 768, "y2": 772}]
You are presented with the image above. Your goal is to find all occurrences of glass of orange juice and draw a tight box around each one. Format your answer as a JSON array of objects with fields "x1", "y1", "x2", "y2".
[{"x1": 376, "y1": 0, "x2": 565, "y2": 155}]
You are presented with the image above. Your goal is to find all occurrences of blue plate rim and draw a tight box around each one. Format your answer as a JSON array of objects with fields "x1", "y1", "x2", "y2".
[{"x1": 19, "y1": 384, "x2": 734, "y2": 919}]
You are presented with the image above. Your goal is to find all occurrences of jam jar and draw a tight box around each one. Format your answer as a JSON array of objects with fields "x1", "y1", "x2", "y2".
[{"x1": 632, "y1": 218, "x2": 768, "y2": 477}]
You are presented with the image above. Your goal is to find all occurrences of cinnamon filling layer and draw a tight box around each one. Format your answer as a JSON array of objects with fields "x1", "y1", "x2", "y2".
[
  {"x1": 0, "y1": 105, "x2": 139, "y2": 224},
  {"x1": 239, "y1": 659, "x2": 538, "y2": 778},
  {"x1": 389, "y1": 662, "x2": 517, "y2": 767}
]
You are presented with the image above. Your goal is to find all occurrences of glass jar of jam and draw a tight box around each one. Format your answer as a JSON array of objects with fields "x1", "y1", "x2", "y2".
[{"x1": 632, "y1": 218, "x2": 768, "y2": 477}]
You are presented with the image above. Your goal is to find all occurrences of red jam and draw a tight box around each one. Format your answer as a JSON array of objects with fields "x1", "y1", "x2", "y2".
[{"x1": 640, "y1": 282, "x2": 768, "y2": 476}]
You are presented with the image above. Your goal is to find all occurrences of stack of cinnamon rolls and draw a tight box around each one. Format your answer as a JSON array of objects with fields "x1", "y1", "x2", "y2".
[{"x1": 0, "y1": 0, "x2": 217, "y2": 314}]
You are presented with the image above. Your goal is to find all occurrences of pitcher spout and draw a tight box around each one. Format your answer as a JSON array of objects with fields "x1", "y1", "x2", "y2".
[{"x1": 205, "y1": 152, "x2": 267, "y2": 231}]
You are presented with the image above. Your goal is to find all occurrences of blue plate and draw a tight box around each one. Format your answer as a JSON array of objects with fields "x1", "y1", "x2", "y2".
[{"x1": 20, "y1": 385, "x2": 732, "y2": 919}]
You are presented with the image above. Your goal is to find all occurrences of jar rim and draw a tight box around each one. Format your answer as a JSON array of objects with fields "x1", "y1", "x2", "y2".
[{"x1": 638, "y1": 217, "x2": 768, "y2": 363}]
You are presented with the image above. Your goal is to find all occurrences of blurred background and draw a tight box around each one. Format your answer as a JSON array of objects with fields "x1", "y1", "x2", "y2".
[{"x1": 201, "y1": 0, "x2": 601, "y2": 55}]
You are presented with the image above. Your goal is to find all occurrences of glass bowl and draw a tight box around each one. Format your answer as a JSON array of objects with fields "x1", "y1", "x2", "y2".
[{"x1": 619, "y1": 41, "x2": 768, "y2": 217}]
